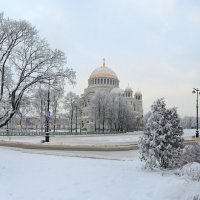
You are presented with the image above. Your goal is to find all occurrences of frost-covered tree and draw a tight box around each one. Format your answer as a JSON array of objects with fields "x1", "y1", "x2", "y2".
[
  {"x1": 89, "y1": 91, "x2": 137, "y2": 132},
  {"x1": 74, "y1": 96, "x2": 83, "y2": 133},
  {"x1": 0, "y1": 13, "x2": 75, "y2": 128},
  {"x1": 180, "y1": 116, "x2": 197, "y2": 129},
  {"x1": 32, "y1": 86, "x2": 48, "y2": 132},
  {"x1": 138, "y1": 98, "x2": 184, "y2": 168},
  {"x1": 63, "y1": 92, "x2": 79, "y2": 132},
  {"x1": 50, "y1": 79, "x2": 65, "y2": 132},
  {"x1": 89, "y1": 90, "x2": 107, "y2": 132},
  {"x1": 180, "y1": 143, "x2": 200, "y2": 165},
  {"x1": 16, "y1": 95, "x2": 32, "y2": 131},
  {"x1": 143, "y1": 111, "x2": 151, "y2": 127}
]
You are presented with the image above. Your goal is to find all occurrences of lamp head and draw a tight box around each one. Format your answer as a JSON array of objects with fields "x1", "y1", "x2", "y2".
[{"x1": 192, "y1": 90, "x2": 196, "y2": 94}]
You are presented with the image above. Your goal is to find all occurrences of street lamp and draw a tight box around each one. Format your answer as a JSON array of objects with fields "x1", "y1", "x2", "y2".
[
  {"x1": 192, "y1": 88, "x2": 200, "y2": 138},
  {"x1": 45, "y1": 79, "x2": 50, "y2": 142}
]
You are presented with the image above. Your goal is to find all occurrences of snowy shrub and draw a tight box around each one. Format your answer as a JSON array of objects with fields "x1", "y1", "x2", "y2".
[
  {"x1": 180, "y1": 143, "x2": 200, "y2": 165},
  {"x1": 138, "y1": 98, "x2": 184, "y2": 169},
  {"x1": 192, "y1": 195, "x2": 200, "y2": 200},
  {"x1": 176, "y1": 162, "x2": 200, "y2": 181}
]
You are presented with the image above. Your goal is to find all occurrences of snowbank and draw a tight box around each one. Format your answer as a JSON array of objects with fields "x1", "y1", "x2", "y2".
[{"x1": 176, "y1": 162, "x2": 200, "y2": 181}]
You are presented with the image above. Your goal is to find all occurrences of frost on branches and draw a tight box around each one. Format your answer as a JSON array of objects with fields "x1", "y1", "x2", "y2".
[
  {"x1": 180, "y1": 143, "x2": 200, "y2": 165},
  {"x1": 138, "y1": 98, "x2": 184, "y2": 169}
]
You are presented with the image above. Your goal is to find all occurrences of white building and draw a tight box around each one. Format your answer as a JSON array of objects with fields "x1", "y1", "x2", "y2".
[{"x1": 81, "y1": 59, "x2": 143, "y2": 130}]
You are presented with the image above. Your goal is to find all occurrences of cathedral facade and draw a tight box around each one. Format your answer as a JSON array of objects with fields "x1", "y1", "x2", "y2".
[{"x1": 81, "y1": 59, "x2": 143, "y2": 131}]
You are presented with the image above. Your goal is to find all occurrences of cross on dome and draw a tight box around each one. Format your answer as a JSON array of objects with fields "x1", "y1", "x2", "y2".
[
  {"x1": 89, "y1": 59, "x2": 118, "y2": 80},
  {"x1": 103, "y1": 58, "x2": 106, "y2": 67}
]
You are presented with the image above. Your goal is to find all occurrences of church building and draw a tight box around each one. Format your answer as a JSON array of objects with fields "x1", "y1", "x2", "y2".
[{"x1": 81, "y1": 59, "x2": 143, "y2": 131}]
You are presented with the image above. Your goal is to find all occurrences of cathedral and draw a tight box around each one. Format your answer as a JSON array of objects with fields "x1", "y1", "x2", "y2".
[{"x1": 81, "y1": 59, "x2": 143, "y2": 131}]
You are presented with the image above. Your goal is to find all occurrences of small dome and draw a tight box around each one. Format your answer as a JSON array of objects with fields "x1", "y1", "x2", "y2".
[
  {"x1": 135, "y1": 90, "x2": 142, "y2": 96},
  {"x1": 125, "y1": 85, "x2": 133, "y2": 92},
  {"x1": 110, "y1": 88, "x2": 124, "y2": 95},
  {"x1": 89, "y1": 59, "x2": 118, "y2": 80}
]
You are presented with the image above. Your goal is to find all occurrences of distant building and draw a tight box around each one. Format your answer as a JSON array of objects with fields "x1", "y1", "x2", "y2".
[{"x1": 81, "y1": 59, "x2": 143, "y2": 130}]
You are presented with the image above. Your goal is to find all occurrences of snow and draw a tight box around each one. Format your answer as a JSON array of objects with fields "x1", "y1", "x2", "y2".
[
  {"x1": 176, "y1": 162, "x2": 200, "y2": 181},
  {"x1": 0, "y1": 133, "x2": 141, "y2": 145},
  {"x1": 0, "y1": 147, "x2": 199, "y2": 200},
  {"x1": 0, "y1": 129, "x2": 195, "y2": 145},
  {"x1": 183, "y1": 129, "x2": 198, "y2": 139}
]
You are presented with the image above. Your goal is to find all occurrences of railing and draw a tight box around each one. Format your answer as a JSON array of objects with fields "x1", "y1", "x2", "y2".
[{"x1": 0, "y1": 131, "x2": 127, "y2": 136}]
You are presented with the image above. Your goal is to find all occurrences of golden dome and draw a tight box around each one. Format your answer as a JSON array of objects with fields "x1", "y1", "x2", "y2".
[{"x1": 89, "y1": 59, "x2": 118, "y2": 80}]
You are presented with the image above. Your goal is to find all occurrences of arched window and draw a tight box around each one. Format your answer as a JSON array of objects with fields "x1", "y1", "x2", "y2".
[
  {"x1": 101, "y1": 78, "x2": 103, "y2": 84},
  {"x1": 95, "y1": 79, "x2": 96, "y2": 84},
  {"x1": 104, "y1": 79, "x2": 106, "y2": 84},
  {"x1": 97, "y1": 79, "x2": 99, "y2": 84}
]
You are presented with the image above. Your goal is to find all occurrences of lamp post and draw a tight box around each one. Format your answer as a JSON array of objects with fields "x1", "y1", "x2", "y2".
[
  {"x1": 192, "y1": 88, "x2": 200, "y2": 138},
  {"x1": 45, "y1": 79, "x2": 50, "y2": 142}
]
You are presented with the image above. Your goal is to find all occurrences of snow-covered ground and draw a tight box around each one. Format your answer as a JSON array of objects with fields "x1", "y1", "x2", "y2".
[
  {"x1": 0, "y1": 133, "x2": 140, "y2": 145},
  {"x1": 183, "y1": 129, "x2": 198, "y2": 139},
  {"x1": 0, "y1": 129, "x2": 196, "y2": 145},
  {"x1": 0, "y1": 147, "x2": 199, "y2": 200}
]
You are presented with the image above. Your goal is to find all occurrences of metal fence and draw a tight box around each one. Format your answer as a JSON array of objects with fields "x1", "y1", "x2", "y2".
[{"x1": 0, "y1": 131, "x2": 127, "y2": 136}]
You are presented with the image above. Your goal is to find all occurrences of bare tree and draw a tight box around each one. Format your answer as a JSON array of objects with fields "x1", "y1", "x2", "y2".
[
  {"x1": 16, "y1": 95, "x2": 32, "y2": 131},
  {"x1": 74, "y1": 96, "x2": 82, "y2": 133},
  {"x1": 89, "y1": 91, "x2": 137, "y2": 132},
  {"x1": 51, "y1": 83, "x2": 64, "y2": 132},
  {"x1": 64, "y1": 92, "x2": 79, "y2": 132},
  {"x1": 0, "y1": 13, "x2": 75, "y2": 128},
  {"x1": 106, "y1": 93, "x2": 118, "y2": 131},
  {"x1": 32, "y1": 86, "x2": 48, "y2": 132},
  {"x1": 88, "y1": 96, "x2": 98, "y2": 131},
  {"x1": 89, "y1": 90, "x2": 106, "y2": 132}
]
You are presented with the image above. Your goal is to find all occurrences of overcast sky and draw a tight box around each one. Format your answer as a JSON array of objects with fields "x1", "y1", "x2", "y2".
[{"x1": 1, "y1": 0, "x2": 200, "y2": 117}]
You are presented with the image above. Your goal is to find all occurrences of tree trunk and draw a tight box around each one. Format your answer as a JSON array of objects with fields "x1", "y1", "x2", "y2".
[
  {"x1": 19, "y1": 116, "x2": 23, "y2": 132},
  {"x1": 53, "y1": 105, "x2": 57, "y2": 132},
  {"x1": 98, "y1": 103, "x2": 101, "y2": 131},
  {"x1": 102, "y1": 107, "x2": 105, "y2": 133},
  {"x1": 95, "y1": 112, "x2": 97, "y2": 132},
  {"x1": 70, "y1": 108, "x2": 73, "y2": 133},
  {"x1": 75, "y1": 106, "x2": 77, "y2": 134},
  {"x1": 40, "y1": 99, "x2": 43, "y2": 132}
]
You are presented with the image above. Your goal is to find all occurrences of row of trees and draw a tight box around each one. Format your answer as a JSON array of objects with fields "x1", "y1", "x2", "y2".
[
  {"x1": 144, "y1": 112, "x2": 199, "y2": 129},
  {"x1": 89, "y1": 90, "x2": 141, "y2": 132},
  {"x1": 180, "y1": 116, "x2": 199, "y2": 129},
  {"x1": 63, "y1": 92, "x2": 82, "y2": 133},
  {"x1": 6, "y1": 89, "x2": 82, "y2": 133}
]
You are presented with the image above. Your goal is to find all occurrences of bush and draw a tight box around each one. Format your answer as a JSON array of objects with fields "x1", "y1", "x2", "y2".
[
  {"x1": 175, "y1": 162, "x2": 200, "y2": 181},
  {"x1": 180, "y1": 143, "x2": 200, "y2": 165}
]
